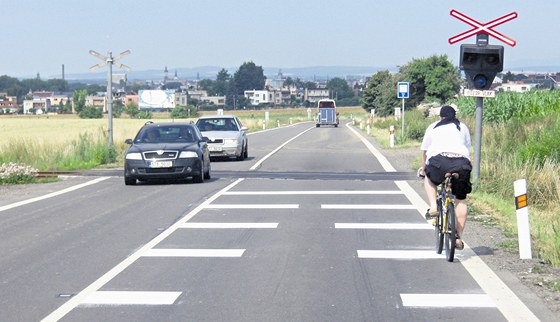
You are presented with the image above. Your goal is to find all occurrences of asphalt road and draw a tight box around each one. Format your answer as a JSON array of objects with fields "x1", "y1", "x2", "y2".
[{"x1": 0, "y1": 121, "x2": 553, "y2": 321}]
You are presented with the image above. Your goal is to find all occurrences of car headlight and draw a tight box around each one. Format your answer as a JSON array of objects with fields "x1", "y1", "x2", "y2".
[
  {"x1": 179, "y1": 151, "x2": 198, "y2": 158},
  {"x1": 125, "y1": 152, "x2": 143, "y2": 160},
  {"x1": 225, "y1": 139, "x2": 238, "y2": 145}
]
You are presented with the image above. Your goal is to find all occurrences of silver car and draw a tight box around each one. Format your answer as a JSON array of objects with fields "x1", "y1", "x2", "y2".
[{"x1": 195, "y1": 115, "x2": 248, "y2": 161}]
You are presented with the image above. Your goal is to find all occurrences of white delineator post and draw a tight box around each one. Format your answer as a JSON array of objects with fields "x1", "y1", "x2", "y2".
[
  {"x1": 389, "y1": 125, "x2": 395, "y2": 148},
  {"x1": 514, "y1": 179, "x2": 532, "y2": 259}
]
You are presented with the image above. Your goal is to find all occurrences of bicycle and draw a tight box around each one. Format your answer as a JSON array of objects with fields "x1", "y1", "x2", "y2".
[
  {"x1": 434, "y1": 173, "x2": 459, "y2": 262},
  {"x1": 417, "y1": 168, "x2": 458, "y2": 262}
]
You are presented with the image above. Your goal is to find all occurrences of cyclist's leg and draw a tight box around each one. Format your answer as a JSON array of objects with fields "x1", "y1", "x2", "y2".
[
  {"x1": 451, "y1": 157, "x2": 472, "y2": 245},
  {"x1": 424, "y1": 155, "x2": 446, "y2": 214},
  {"x1": 455, "y1": 198, "x2": 468, "y2": 239},
  {"x1": 423, "y1": 176, "x2": 438, "y2": 213}
]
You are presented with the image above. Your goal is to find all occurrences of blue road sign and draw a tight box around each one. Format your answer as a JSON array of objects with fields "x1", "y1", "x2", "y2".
[{"x1": 397, "y1": 82, "x2": 409, "y2": 99}]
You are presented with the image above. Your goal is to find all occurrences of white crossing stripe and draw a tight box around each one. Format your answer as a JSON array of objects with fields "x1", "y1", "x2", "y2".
[
  {"x1": 322, "y1": 204, "x2": 416, "y2": 210},
  {"x1": 400, "y1": 294, "x2": 496, "y2": 308},
  {"x1": 223, "y1": 190, "x2": 403, "y2": 195},
  {"x1": 205, "y1": 204, "x2": 298, "y2": 209},
  {"x1": 181, "y1": 222, "x2": 278, "y2": 229},
  {"x1": 81, "y1": 291, "x2": 182, "y2": 305},
  {"x1": 143, "y1": 249, "x2": 245, "y2": 257},
  {"x1": 358, "y1": 250, "x2": 444, "y2": 259},
  {"x1": 335, "y1": 223, "x2": 432, "y2": 230}
]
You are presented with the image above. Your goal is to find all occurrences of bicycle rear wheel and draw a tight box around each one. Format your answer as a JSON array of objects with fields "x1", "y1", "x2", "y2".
[{"x1": 444, "y1": 202, "x2": 457, "y2": 262}]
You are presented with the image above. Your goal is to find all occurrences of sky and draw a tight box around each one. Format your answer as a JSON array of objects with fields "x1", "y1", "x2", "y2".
[{"x1": 1, "y1": 0, "x2": 559, "y2": 79}]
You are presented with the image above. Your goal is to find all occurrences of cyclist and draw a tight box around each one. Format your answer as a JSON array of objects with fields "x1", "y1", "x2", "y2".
[{"x1": 419, "y1": 105, "x2": 472, "y2": 250}]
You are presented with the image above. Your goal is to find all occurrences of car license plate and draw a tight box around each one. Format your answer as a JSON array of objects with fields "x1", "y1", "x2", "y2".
[
  {"x1": 209, "y1": 145, "x2": 223, "y2": 152},
  {"x1": 147, "y1": 161, "x2": 172, "y2": 168}
]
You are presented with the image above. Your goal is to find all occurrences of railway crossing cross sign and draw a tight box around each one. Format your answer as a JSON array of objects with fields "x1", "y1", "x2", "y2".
[{"x1": 449, "y1": 10, "x2": 517, "y2": 47}]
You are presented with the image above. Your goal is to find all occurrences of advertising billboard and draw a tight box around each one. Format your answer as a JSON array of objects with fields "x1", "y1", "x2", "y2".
[{"x1": 138, "y1": 90, "x2": 176, "y2": 109}]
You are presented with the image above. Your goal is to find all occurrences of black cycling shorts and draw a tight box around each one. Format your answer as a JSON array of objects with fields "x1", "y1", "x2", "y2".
[{"x1": 425, "y1": 154, "x2": 472, "y2": 200}]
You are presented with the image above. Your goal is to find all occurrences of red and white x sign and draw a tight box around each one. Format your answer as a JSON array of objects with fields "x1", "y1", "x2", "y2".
[{"x1": 449, "y1": 10, "x2": 517, "y2": 47}]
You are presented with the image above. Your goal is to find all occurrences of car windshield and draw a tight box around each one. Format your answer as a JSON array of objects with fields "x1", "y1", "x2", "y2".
[
  {"x1": 197, "y1": 118, "x2": 239, "y2": 132},
  {"x1": 135, "y1": 126, "x2": 196, "y2": 143}
]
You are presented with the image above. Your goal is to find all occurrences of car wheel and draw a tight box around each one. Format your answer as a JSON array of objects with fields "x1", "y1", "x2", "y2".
[
  {"x1": 124, "y1": 177, "x2": 136, "y2": 185},
  {"x1": 204, "y1": 161, "x2": 211, "y2": 180},
  {"x1": 236, "y1": 146, "x2": 245, "y2": 161},
  {"x1": 193, "y1": 160, "x2": 204, "y2": 183},
  {"x1": 243, "y1": 142, "x2": 248, "y2": 159}
]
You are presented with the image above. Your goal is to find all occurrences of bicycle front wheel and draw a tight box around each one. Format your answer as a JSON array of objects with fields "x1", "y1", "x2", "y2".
[
  {"x1": 444, "y1": 202, "x2": 457, "y2": 262},
  {"x1": 435, "y1": 199, "x2": 444, "y2": 254}
]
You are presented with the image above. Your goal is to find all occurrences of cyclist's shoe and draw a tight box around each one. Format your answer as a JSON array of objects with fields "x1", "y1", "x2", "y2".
[
  {"x1": 456, "y1": 237, "x2": 464, "y2": 250},
  {"x1": 425, "y1": 209, "x2": 438, "y2": 220}
]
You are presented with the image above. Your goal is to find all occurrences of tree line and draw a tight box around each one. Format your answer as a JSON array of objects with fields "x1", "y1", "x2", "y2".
[{"x1": 361, "y1": 55, "x2": 461, "y2": 117}]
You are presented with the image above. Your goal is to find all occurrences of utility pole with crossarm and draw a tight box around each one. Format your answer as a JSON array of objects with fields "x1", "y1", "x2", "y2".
[{"x1": 89, "y1": 50, "x2": 131, "y2": 148}]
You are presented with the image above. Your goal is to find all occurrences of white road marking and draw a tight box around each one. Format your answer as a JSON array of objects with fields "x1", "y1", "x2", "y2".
[
  {"x1": 335, "y1": 223, "x2": 432, "y2": 230},
  {"x1": 143, "y1": 249, "x2": 245, "y2": 257},
  {"x1": 346, "y1": 122, "x2": 396, "y2": 172},
  {"x1": 80, "y1": 291, "x2": 182, "y2": 306},
  {"x1": 181, "y1": 222, "x2": 278, "y2": 229},
  {"x1": 0, "y1": 177, "x2": 111, "y2": 212},
  {"x1": 223, "y1": 190, "x2": 403, "y2": 195},
  {"x1": 322, "y1": 204, "x2": 416, "y2": 210},
  {"x1": 400, "y1": 294, "x2": 496, "y2": 308},
  {"x1": 358, "y1": 250, "x2": 444, "y2": 259},
  {"x1": 250, "y1": 126, "x2": 315, "y2": 170},
  {"x1": 41, "y1": 179, "x2": 245, "y2": 322},
  {"x1": 205, "y1": 204, "x2": 298, "y2": 209}
]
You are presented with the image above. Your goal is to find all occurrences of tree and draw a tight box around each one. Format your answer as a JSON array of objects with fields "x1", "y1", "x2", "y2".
[
  {"x1": 362, "y1": 70, "x2": 395, "y2": 116},
  {"x1": 501, "y1": 71, "x2": 515, "y2": 83},
  {"x1": 213, "y1": 68, "x2": 230, "y2": 96},
  {"x1": 233, "y1": 61, "x2": 266, "y2": 95},
  {"x1": 401, "y1": 55, "x2": 460, "y2": 106},
  {"x1": 327, "y1": 77, "x2": 354, "y2": 100},
  {"x1": 72, "y1": 89, "x2": 88, "y2": 113},
  {"x1": 125, "y1": 101, "x2": 139, "y2": 118}
]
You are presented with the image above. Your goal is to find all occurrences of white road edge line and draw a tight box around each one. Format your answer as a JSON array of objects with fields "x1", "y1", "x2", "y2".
[
  {"x1": 249, "y1": 126, "x2": 315, "y2": 170},
  {"x1": 40, "y1": 178, "x2": 245, "y2": 322},
  {"x1": 346, "y1": 122, "x2": 396, "y2": 172},
  {"x1": 0, "y1": 177, "x2": 111, "y2": 212},
  {"x1": 81, "y1": 291, "x2": 182, "y2": 306}
]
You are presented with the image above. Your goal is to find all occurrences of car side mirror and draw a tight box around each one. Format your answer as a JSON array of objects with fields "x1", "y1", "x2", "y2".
[
  {"x1": 202, "y1": 136, "x2": 210, "y2": 142},
  {"x1": 125, "y1": 139, "x2": 133, "y2": 144},
  {"x1": 241, "y1": 126, "x2": 248, "y2": 131}
]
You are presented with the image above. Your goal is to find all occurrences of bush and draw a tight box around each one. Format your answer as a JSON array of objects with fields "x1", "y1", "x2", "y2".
[
  {"x1": 0, "y1": 162, "x2": 38, "y2": 184},
  {"x1": 136, "y1": 111, "x2": 152, "y2": 119},
  {"x1": 79, "y1": 106, "x2": 103, "y2": 119}
]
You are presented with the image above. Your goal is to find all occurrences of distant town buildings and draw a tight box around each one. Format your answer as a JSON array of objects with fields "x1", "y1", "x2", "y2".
[{"x1": 1, "y1": 69, "x2": 558, "y2": 115}]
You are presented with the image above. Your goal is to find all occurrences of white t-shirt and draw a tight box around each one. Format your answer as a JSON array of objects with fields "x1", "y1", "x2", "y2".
[{"x1": 421, "y1": 120, "x2": 471, "y2": 163}]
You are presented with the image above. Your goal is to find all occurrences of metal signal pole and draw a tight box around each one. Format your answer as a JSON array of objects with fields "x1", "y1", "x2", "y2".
[{"x1": 89, "y1": 50, "x2": 131, "y2": 147}]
